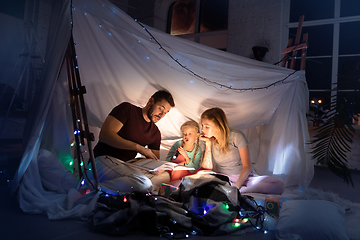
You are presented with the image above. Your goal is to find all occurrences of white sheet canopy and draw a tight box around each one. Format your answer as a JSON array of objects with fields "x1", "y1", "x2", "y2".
[{"x1": 12, "y1": 0, "x2": 313, "y2": 218}]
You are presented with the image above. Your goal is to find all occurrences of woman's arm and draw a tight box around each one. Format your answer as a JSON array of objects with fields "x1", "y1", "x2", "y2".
[
  {"x1": 233, "y1": 145, "x2": 252, "y2": 189},
  {"x1": 200, "y1": 136, "x2": 213, "y2": 169}
]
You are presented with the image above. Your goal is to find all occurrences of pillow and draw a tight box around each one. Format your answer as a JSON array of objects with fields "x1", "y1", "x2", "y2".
[{"x1": 275, "y1": 200, "x2": 349, "y2": 240}]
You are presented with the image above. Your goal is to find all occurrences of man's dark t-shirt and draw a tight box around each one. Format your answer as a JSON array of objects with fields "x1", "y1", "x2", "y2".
[{"x1": 93, "y1": 102, "x2": 161, "y2": 161}]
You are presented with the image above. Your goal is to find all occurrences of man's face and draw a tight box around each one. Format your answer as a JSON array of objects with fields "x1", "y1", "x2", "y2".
[{"x1": 147, "y1": 99, "x2": 172, "y2": 123}]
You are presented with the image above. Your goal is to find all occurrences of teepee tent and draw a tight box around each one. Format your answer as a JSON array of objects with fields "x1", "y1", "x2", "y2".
[{"x1": 11, "y1": 0, "x2": 313, "y2": 218}]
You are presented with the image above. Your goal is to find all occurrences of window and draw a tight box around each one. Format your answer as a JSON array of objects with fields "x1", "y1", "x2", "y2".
[
  {"x1": 289, "y1": 0, "x2": 360, "y2": 113},
  {"x1": 167, "y1": 0, "x2": 229, "y2": 50}
]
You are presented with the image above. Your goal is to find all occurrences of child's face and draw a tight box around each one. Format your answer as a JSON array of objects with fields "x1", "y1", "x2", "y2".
[{"x1": 181, "y1": 126, "x2": 199, "y2": 145}]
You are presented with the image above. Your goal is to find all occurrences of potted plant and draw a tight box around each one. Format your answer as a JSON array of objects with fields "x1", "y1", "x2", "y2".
[{"x1": 310, "y1": 80, "x2": 359, "y2": 186}]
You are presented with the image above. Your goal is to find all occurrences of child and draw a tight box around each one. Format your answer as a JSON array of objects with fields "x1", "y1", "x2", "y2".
[{"x1": 166, "y1": 120, "x2": 202, "y2": 182}]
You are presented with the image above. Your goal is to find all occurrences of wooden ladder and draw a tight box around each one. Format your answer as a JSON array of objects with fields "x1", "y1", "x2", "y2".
[{"x1": 281, "y1": 15, "x2": 308, "y2": 70}]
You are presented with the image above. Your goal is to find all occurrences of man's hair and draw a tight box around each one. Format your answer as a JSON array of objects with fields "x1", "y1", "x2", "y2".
[{"x1": 151, "y1": 90, "x2": 175, "y2": 107}]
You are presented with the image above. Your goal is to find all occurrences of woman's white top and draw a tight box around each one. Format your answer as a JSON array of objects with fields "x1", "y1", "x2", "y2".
[{"x1": 211, "y1": 130, "x2": 249, "y2": 175}]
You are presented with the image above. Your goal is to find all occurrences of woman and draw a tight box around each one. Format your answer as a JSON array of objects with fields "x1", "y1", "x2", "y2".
[{"x1": 199, "y1": 107, "x2": 285, "y2": 194}]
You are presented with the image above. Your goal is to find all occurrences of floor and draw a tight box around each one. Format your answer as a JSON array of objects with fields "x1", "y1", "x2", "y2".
[{"x1": 1, "y1": 139, "x2": 360, "y2": 240}]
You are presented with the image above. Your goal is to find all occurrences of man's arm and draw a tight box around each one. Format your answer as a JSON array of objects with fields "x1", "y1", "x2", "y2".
[
  {"x1": 99, "y1": 115, "x2": 159, "y2": 160},
  {"x1": 152, "y1": 149, "x2": 160, "y2": 160}
]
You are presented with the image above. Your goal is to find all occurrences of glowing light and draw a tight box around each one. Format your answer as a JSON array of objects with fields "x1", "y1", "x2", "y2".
[
  {"x1": 70, "y1": 141, "x2": 75, "y2": 147},
  {"x1": 123, "y1": 196, "x2": 128, "y2": 202},
  {"x1": 318, "y1": 99, "x2": 322, "y2": 104},
  {"x1": 264, "y1": 230, "x2": 268, "y2": 234},
  {"x1": 234, "y1": 222, "x2": 241, "y2": 228},
  {"x1": 108, "y1": 32, "x2": 112, "y2": 36},
  {"x1": 86, "y1": 189, "x2": 91, "y2": 194},
  {"x1": 80, "y1": 162, "x2": 84, "y2": 166},
  {"x1": 81, "y1": 179, "x2": 85, "y2": 185},
  {"x1": 84, "y1": 12, "x2": 87, "y2": 15},
  {"x1": 311, "y1": 100, "x2": 315, "y2": 104},
  {"x1": 69, "y1": 161, "x2": 73, "y2": 166},
  {"x1": 223, "y1": 202, "x2": 229, "y2": 210},
  {"x1": 99, "y1": 24, "x2": 102, "y2": 28}
]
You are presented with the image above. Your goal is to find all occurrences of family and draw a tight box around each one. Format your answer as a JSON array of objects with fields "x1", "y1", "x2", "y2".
[{"x1": 92, "y1": 90, "x2": 285, "y2": 195}]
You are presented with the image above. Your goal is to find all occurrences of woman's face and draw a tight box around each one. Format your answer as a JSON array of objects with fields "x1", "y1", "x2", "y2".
[
  {"x1": 181, "y1": 126, "x2": 199, "y2": 145},
  {"x1": 201, "y1": 118, "x2": 219, "y2": 139}
]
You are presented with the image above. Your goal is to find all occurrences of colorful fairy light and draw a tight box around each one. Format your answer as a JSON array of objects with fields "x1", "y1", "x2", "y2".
[{"x1": 223, "y1": 202, "x2": 229, "y2": 210}]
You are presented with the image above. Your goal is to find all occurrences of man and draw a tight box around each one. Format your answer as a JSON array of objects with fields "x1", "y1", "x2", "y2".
[{"x1": 92, "y1": 90, "x2": 175, "y2": 193}]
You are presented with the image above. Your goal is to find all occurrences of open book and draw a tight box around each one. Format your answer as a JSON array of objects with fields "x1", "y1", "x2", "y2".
[{"x1": 124, "y1": 158, "x2": 195, "y2": 172}]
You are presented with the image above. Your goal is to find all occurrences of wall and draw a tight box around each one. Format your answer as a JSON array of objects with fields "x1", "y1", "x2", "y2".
[
  {"x1": 111, "y1": 0, "x2": 156, "y2": 27},
  {"x1": 227, "y1": 0, "x2": 287, "y2": 64},
  {"x1": 152, "y1": 0, "x2": 289, "y2": 65}
]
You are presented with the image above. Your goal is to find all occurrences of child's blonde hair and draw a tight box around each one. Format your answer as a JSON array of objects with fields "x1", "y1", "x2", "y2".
[{"x1": 180, "y1": 120, "x2": 200, "y2": 163}]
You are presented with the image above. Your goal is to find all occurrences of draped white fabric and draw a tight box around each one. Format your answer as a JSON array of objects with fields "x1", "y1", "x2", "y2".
[
  {"x1": 72, "y1": 0, "x2": 313, "y2": 187},
  {"x1": 13, "y1": 0, "x2": 313, "y2": 219}
]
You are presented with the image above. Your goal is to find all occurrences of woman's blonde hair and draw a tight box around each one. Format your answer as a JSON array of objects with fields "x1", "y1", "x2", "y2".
[
  {"x1": 180, "y1": 120, "x2": 200, "y2": 163},
  {"x1": 200, "y1": 108, "x2": 230, "y2": 154}
]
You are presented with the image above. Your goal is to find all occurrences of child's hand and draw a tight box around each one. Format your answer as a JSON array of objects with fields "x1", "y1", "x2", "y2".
[
  {"x1": 177, "y1": 147, "x2": 190, "y2": 165},
  {"x1": 177, "y1": 146, "x2": 187, "y2": 158}
]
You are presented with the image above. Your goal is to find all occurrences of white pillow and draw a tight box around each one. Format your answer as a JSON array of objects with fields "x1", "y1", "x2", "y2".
[{"x1": 275, "y1": 200, "x2": 349, "y2": 240}]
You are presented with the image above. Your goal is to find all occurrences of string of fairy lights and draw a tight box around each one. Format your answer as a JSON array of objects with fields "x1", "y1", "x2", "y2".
[
  {"x1": 72, "y1": 3, "x2": 299, "y2": 93},
  {"x1": 133, "y1": 20, "x2": 298, "y2": 92}
]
